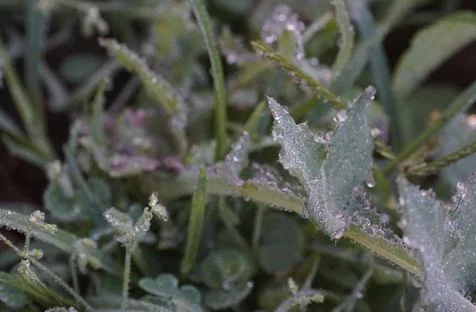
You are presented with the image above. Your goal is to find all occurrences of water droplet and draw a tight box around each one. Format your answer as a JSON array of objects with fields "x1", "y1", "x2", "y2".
[{"x1": 365, "y1": 175, "x2": 375, "y2": 188}]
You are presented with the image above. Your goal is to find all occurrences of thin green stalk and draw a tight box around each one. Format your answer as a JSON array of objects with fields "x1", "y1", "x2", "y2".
[
  {"x1": 70, "y1": 256, "x2": 80, "y2": 306},
  {"x1": 347, "y1": 0, "x2": 401, "y2": 151},
  {"x1": 181, "y1": 168, "x2": 208, "y2": 275},
  {"x1": 121, "y1": 247, "x2": 132, "y2": 311},
  {"x1": 243, "y1": 100, "x2": 266, "y2": 138},
  {"x1": 150, "y1": 170, "x2": 420, "y2": 276},
  {"x1": 252, "y1": 205, "x2": 266, "y2": 255},
  {"x1": 409, "y1": 139, "x2": 476, "y2": 176},
  {"x1": 332, "y1": 0, "x2": 355, "y2": 75},
  {"x1": 345, "y1": 227, "x2": 419, "y2": 276},
  {"x1": 383, "y1": 80, "x2": 476, "y2": 174},
  {"x1": 189, "y1": 0, "x2": 228, "y2": 160},
  {"x1": 252, "y1": 41, "x2": 347, "y2": 110},
  {"x1": 25, "y1": 0, "x2": 47, "y2": 105},
  {"x1": 0, "y1": 233, "x2": 95, "y2": 312}
]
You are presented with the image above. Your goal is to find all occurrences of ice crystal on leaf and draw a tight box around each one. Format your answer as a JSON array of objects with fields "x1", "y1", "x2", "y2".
[
  {"x1": 269, "y1": 87, "x2": 375, "y2": 238},
  {"x1": 398, "y1": 174, "x2": 476, "y2": 311}
]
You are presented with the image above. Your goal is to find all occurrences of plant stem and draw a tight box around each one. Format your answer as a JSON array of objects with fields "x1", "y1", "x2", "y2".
[
  {"x1": 252, "y1": 41, "x2": 347, "y2": 110},
  {"x1": 383, "y1": 80, "x2": 476, "y2": 174},
  {"x1": 189, "y1": 0, "x2": 228, "y2": 160},
  {"x1": 0, "y1": 233, "x2": 95, "y2": 312},
  {"x1": 150, "y1": 171, "x2": 421, "y2": 276},
  {"x1": 121, "y1": 247, "x2": 132, "y2": 310},
  {"x1": 408, "y1": 139, "x2": 476, "y2": 176}
]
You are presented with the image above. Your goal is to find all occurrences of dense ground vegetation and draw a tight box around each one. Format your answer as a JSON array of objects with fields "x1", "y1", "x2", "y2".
[{"x1": 0, "y1": 0, "x2": 476, "y2": 311}]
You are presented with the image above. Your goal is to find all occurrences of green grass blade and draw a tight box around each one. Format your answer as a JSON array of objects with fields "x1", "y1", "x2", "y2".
[
  {"x1": 384, "y1": 80, "x2": 476, "y2": 174},
  {"x1": 252, "y1": 41, "x2": 347, "y2": 110},
  {"x1": 0, "y1": 37, "x2": 35, "y2": 135},
  {"x1": 243, "y1": 100, "x2": 266, "y2": 138},
  {"x1": 99, "y1": 38, "x2": 183, "y2": 115},
  {"x1": 25, "y1": 0, "x2": 47, "y2": 105},
  {"x1": 91, "y1": 79, "x2": 106, "y2": 144},
  {"x1": 181, "y1": 168, "x2": 207, "y2": 275},
  {"x1": 331, "y1": 0, "x2": 355, "y2": 75},
  {"x1": 188, "y1": 0, "x2": 228, "y2": 160},
  {"x1": 347, "y1": 0, "x2": 401, "y2": 150}
]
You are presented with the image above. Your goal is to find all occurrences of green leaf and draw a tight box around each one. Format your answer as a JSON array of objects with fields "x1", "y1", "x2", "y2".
[
  {"x1": 204, "y1": 282, "x2": 253, "y2": 310},
  {"x1": 436, "y1": 114, "x2": 476, "y2": 187},
  {"x1": 181, "y1": 168, "x2": 208, "y2": 275},
  {"x1": 104, "y1": 207, "x2": 152, "y2": 249},
  {"x1": 393, "y1": 11, "x2": 476, "y2": 98},
  {"x1": 258, "y1": 213, "x2": 303, "y2": 274},
  {"x1": 269, "y1": 87, "x2": 375, "y2": 238},
  {"x1": 139, "y1": 274, "x2": 203, "y2": 312},
  {"x1": 331, "y1": 0, "x2": 355, "y2": 75},
  {"x1": 0, "y1": 209, "x2": 119, "y2": 275},
  {"x1": 188, "y1": 0, "x2": 228, "y2": 159},
  {"x1": 0, "y1": 283, "x2": 27, "y2": 309},
  {"x1": 200, "y1": 249, "x2": 252, "y2": 289},
  {"x1": 398, "y1": 176, "x2": 476, "y2": 311},
  {"x1": 252, "y1": 41, "x2": 347, "y2": 110},
  {"x1": 99, "y1": 38, "x2": 184, "y2": 115},
  {"x1": 44, "y1": 175, "x2": 111, "y2": 222},
  {"x1": 59, "y1": 53, "x2": 105, "y2": 84}
]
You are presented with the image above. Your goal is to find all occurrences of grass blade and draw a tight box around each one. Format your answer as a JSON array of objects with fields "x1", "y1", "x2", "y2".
[
  {"x1": 99, "y1": 38, "x2": 183, "y2": 115},
  {"x1": 347, "y1": 0, "x2": 402, "y2": 150},
  {"x1": 25, "y1": 0, "x2": 47, "y2": 105},
  {"x1": 252, "y1": 41, "x2": 347, "y2": 110},
  {"x1": 384, "y1": 80, "x2": 476, "y2": 174},
  {"x1": 181, "y1": 168, "x2": 208, "y2": 275},
  {"x1": 188, "y1": 0, "x2": 228, "y2": 160},
  {"x1": 331, "y1": 0, "x2": 355, "y2": 75}
]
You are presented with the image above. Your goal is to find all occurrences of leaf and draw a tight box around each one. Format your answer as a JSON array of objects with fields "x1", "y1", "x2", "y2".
[
  {"x1": 436, "y1": 114, "x2": 476, "y2": 187},
  {"x1": 258, "y1": 213, "x2": 303, "y2": 274},
  {"x1": 331, "y1": 0, "x2": 354, "y2": 75},
  {"x1": 0, "y1": 283, "x2": 27, "y2": 309},
  {"x1": 393, "y1": 11, "x2": 476, "y2": 98},
  {"x1": 252, "y1": 41, "x2": 346, "y2": 110},
  {"x1": 139, "y1": 274, "x2": 203, "y2": 312},
  {"x1": 398, "y1": 176, "x2": 476, "y2": 311},
  {"x1": 181, "y1": 168, "x2": 208, "y2": 275},
  {"x1": 204, "y1": 282, "x2": 253, "y2": 310},
  {"x1": 103, "y1": 207, "x2": 152, "y2": 249},
  {"x1": 188, "y1": 0, "x2": 228, "y2": 159},
  {"x1": 44, "y1": 175, "x2": 111, "y2": 222},
  {"x1": 200, "y1": 249, "x2": 252, "y2": 289},
  {"x1": 59, "y1": 53, "x2": 104, "y2": 84},
  {"x1": 269, "y1": 87, "x2": 375, "y2": 238},
  {"x1": 99, "y1": 38, "x2": 184, "y2": 115},
  {"x1": 0, "y1": 209, "x2": 119, "y2": 275}
]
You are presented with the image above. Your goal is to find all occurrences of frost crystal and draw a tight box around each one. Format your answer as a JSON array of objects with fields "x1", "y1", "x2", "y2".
[{"x1": 399, "y1": 174, "x2": 476, "y2": 311}]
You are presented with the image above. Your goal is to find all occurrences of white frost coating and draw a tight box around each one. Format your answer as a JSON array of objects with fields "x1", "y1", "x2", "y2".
[
  {"x1": 399, "y1": 175, "x2": 476, "y2": 311},
  {"x1": 268, "y1": 86, "x2": 375, "y2": 239}
]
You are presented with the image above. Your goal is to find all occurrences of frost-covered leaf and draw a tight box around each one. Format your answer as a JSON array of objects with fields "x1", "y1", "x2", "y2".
[
  {"x1": 44, "y1": 175, "x2": 111, "y2": 222},
  {"x1": 269, "y1": 87, "x2": 375, "y2": 238},
  {"x1": 139, "y1": 274, "x2": 203, "y2": 312},
  {"x1": 0, "y1": 209, "x2": 119, "y2": 274},
  {"x1": 398, "y1": 176, "x2": 476, "y2": 311},
  {"x1": 436, "y1": 113, "x2": 476, "y2": 187},
  {"x1": 0, "y1": 283, "x2": 27, "y2": 309},
  {"x1": 103, "y1": 207, "x2": 152, "y2": 249},
  {"x1": 258, "y1": 213, "x2": 303, "y2": 274},
  {"x1": 99, "y1": 38, "x2": 185, "y2": 114},
  {"x1": 393, "y1": 11, "x2": 476, "y2": 98}
]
